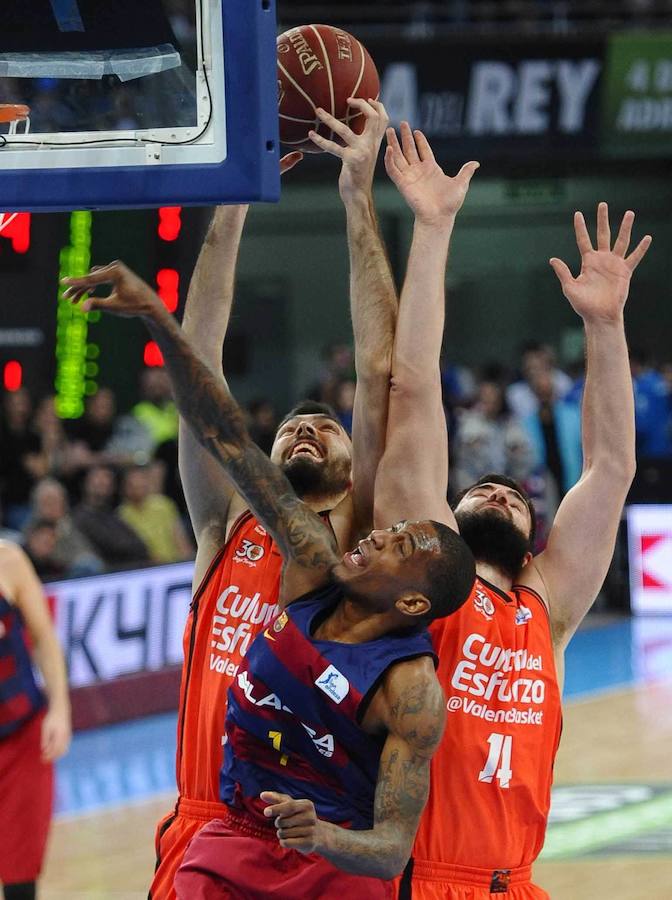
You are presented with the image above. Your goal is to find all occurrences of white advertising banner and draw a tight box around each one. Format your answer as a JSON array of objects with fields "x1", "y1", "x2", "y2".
[
  {"x1": 627, "y1": 505, "x2": 672, "y2": 615},
  {"x1": 46, "y1": 562, "x2": 195, "y2": 688}
]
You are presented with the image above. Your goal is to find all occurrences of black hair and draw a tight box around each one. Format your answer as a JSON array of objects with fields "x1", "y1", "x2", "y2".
[
  {"x1": 278, "y1": 400, "x2": 342, "y2": 430},
  {"x1": 422, "y1": 521, "x2": 476, "y2": 623},
  {"x1": 453, "y1": 473, "x2": 537, "y2": 545}
]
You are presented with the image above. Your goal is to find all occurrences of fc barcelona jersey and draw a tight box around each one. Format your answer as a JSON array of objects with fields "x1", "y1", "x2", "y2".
[
  {"x1": 221, "y1": 582, "x2": 436, "y2": 829},
  {"x1": 412, "y1": 577, "x2": 562, "y2": 870},
  {"x1": 0, "y1": 595, "x2": 45, "y2": 739}
]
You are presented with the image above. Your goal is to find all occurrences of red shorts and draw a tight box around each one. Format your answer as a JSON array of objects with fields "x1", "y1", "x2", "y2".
[
  {"x1": 396, "y1": 860, "x2": 550, "y2": 899},
  {"x1": 175, "y1": 808, "x2": 395, "y2": 900},
  {"x1": 150, "y1": 797, "x2": 230, "y2": 900},
  {"x1": 0, "y1": 711, "x2": 53, "y2": 884}
]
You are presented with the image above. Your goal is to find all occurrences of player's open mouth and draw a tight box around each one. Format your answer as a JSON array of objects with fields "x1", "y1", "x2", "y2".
[
  {"x1": 288, "y1": 441, "x2": 324, "y2": 461},
  {"x1": 343, "y1": 546, "x2": 367, "y2": 569}
]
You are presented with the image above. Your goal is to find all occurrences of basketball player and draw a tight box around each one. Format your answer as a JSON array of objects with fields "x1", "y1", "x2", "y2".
[
  {"x1": 142, "y1": 102, "x2": 396, "y2": 900},
  {"x1": 0, "y1": 541, "x2": 71, "y2": 900},
  {"x1": 377, "y1": 124, "x2": 651, "y2": 898},
  {"x1": 63, "y1": 259, "x2": 475, "y2": 897}
]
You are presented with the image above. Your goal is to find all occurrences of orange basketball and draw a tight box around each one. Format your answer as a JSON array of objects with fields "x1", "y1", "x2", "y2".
[{"x1": 277, "y1": 24, "x2": 380, "y2": 153}]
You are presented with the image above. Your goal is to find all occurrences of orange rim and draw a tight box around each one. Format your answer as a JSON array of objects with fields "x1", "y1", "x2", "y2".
[{"x1": 0, "y1": 104, "x2": 30, "y2": 123}]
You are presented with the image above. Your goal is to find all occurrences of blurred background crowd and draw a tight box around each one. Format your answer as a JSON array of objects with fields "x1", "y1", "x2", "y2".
[{"x1": 2, "y1": 339, "x2": 671, "y2": 581}]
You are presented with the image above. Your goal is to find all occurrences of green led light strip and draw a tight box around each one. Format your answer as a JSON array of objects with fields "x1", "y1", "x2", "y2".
[{"x1": 54, "y1": 211, "x2": 101, "y2": 419}]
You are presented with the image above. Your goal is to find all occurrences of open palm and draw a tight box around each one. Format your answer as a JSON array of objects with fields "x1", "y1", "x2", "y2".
[
  {"x1": 384, "y1": 122, "x2": 478, "y2": 225},
  {"x1": 550, "y1": 203, "x2": 652, "y2": 323}
]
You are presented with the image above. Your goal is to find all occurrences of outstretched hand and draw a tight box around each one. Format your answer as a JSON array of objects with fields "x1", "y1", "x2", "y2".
[
  {"x1": 261, "y1": 790, "x2": 323, "y2": 853},
  {"x1": 62, "y1": 261, "x2": 162, "y2": 319},
  {"x1": 308, "y1": 98, "x2": 389, "y2": 202},
  {"x1": 550, "y1": 202, "x2": 652, "y2": 324},
  {"x1": 280, "y1": 151, "x2": 303, "y2": 175},
  {"x1": 385, "y1": 122, "x2": 479, "y2": 226}
]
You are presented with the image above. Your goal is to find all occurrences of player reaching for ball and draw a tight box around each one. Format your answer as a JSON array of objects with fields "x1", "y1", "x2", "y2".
[
  {"x1": 147, "y1": 106, "x2": 403, "y2": 899},
  {"x1": 62, "y1": 260, "x2": 475, "y2": 899},
  {"x1": 375, "y1": 124, "x2": 651, "y2": 898}
]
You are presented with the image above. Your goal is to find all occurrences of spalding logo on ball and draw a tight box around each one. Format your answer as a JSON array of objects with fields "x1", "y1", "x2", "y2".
[{"x1": 277, "y1": 24, "x2": 380, "y2": 153}]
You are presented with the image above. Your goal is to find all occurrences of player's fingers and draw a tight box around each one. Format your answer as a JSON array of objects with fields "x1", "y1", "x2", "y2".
[
  {"x1": 308, "y1": 130, "x2": 344, "y2": 158},
  {"x1": 273, "y1": 810, "x2": 315, "y2": 829},
  {"x1": 456, "y1": 160, "x2": 480, "y2": 186},
  {"x1": 385, "y1": 127, "x2": 407, "y2": 168},
  {"x1": 280, "y1": 151, "x2": 303, "y2": 175},
  {"x1": 384, "y1": 146, "x2": 403, "y2": 183},
  {"x1": 596, "y1": 201, "x2": 610, "y2": 252},
  {"x1": 62, "y1": 262, "x2": 122, "y2": 288},
  {"x1": 613, "y1": 210, "x2": 635, "y2": 257},
  {"x1": 549, "y1": 257, "x2": 573, "y2": 287},
  {"x1": 413, "y1": 130, "x2": 435, "y2": 163},
  {"x1": 399, "y1": 121, "x2": 419, "y2": 164},
  {"x1": 316, "y1": 108, "x2": 354, "y2": 145},
  {"x1": 81, "y1": 294, "x2": 114, "y2": 314},
  {"x1": 346, "y1": 97, "x2": 378, "y2": 120},
  {"x1": 625, "y1": 234, "x2": 653, "y2": 271},
  {"x1": 574, "y1": 211, "x2": 593, "y2": 256},
  {"x1": 277, "y1": 827, "x2": 314, "y2": 841}
]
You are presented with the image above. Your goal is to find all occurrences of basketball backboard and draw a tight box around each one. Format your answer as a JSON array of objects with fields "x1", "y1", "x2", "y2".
[{"x1": 0, "y1": 1, "x2": 280, "y2": 210}]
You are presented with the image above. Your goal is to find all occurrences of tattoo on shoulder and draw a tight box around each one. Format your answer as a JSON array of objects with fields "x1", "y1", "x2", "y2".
[{"x1": 390, "y1": 676, "x2": 446, "y2": 755}]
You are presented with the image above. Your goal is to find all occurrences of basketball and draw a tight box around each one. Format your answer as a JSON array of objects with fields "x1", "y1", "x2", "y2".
[{"x1": 277, "y1": 25, "x2": 380, "y2": 153}]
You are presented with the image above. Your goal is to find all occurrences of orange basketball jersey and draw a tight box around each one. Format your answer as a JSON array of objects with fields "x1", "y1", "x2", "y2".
[
  {"x1": 413, "y1": 577, "x2": 562, "y2": 871},
  {"x1": 175, "y1": 512, "x2": 282, "y2": 801}
]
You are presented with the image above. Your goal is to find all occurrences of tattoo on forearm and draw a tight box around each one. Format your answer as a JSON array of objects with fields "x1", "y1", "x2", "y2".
[{"x1": 147, "y1": 315, "x2": 337, "y2": 569}]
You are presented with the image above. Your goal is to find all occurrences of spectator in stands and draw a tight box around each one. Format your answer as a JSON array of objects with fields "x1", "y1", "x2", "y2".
[
  {"x1": 334, "y1": 377, "x2": 356, "y2": 434},
  {"x1": 72, "y1": 465, "x2": 150, "y2": 569},
  {"x1": 247, "y1": 398, "x2": 278, "y2": 456},
  {"x1": 66, "y1": 386, "x2": 117, "y2": 454},
  {"x1": 31, "y1": 396, "x2": 73, "y2": 481},
  {"x1": 132, "y1": 369, "x2": 179, "y2": 450},
  {"x1": 521, "y1": 365, "x2": 582, "y2": 499},
  {"x1": 630, "y1": 349, "x2": 672, "y2": 459},
  {"x1": 507, "y1": 341, "x2": 572, "y2": 418},
  {"x1": 307, "y1": 342, "x2": 355, "y2": 407},
  {"x1": 452, "y1": 379, "x2": 535, "y2": 493},
  {"x1": 25, "y1": 478, "x2": 102, "y2": 577},
  {"x1": 118, "y1": 465, "x2": 193, "y2": 564},
  {"x1": 23, "y1": 520, "x2": 66, "y2": 582},
  {"x1": 0, "y1": 388, "x2": 43, "y2": 529}
]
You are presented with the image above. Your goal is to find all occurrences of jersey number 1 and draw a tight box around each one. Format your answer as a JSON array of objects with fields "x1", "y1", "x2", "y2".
[{"x1": 478, "y1": 733, "x2": 512, "y2": 789}]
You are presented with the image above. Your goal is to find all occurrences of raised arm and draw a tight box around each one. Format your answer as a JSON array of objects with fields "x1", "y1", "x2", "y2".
[
  {"x1": 374, "y1": 124, "x2": 478, "y2": 530},
  {"x1": 63, "y1": 264, "x2": 338, "y2": 602},
  {"x1": 178, "y1": 205, "x2": 249, "y2": 577},
  {"x1": 310, "y1": 100, "x2": 398, "y2": 540},
  {"x1": 180, "y1": 154, "x2": 302, "y2": 584},
  {"x1": 261, "y1": 656, "x2": 445, "y2": 878},
  {"x1": 524, "y1": 204, "x2": 651, "y2": 650}
]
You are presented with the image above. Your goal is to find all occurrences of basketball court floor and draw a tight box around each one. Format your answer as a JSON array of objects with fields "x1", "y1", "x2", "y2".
[{"x1": 40, "y1": 615, "x2": 672, "y2": 900}]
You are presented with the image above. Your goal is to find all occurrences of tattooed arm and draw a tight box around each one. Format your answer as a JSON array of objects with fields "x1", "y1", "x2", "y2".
[
  {"x1": 62, "y1": 262, "x2": 339, "y2": 601},
  {"x1": 261, "y1": 656, "x2": 445, "y2": 878}
]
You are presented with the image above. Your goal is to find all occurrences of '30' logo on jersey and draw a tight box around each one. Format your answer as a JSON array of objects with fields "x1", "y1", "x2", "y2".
[{"x1": 235, "y1": 540, "x2": 265, "y2": 564}]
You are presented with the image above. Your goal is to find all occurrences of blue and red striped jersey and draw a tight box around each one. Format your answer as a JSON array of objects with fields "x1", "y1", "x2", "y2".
[
  {"x1": 220, "y1": 581, "x2": 436, "y2": 829},
  {"x1": 0, "y1": 595, "x2": 45, "y2": 739}
]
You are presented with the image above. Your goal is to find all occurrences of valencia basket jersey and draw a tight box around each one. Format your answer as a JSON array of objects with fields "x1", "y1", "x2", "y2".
[
  {"x1": 176, "y1": 512, "x2": 282, "y2": 802},
  {"x1": 413, "y1": 577, "x2": 562, "y2": 870}
]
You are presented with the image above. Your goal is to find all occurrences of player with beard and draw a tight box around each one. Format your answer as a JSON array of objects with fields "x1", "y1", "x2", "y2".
[
  {"x1": 375, "y1": 124, "x2": 651, "y2": 898},
  {"x1": 141, "y1": 102, "x2": 400, "y2": 900},
  {"x1": 63, "y1": 258, "x2": 475, "y2": 898}
]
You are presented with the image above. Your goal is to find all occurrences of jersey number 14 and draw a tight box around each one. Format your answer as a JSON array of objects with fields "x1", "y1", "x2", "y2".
[{"x1": 478, "y1": 733, "x2": 512, "y2": 789}]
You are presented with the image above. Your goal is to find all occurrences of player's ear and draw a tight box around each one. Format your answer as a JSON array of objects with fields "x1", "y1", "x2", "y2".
[{"x1": 395, "y1": 592, "x2": 431, "y2": 619}]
